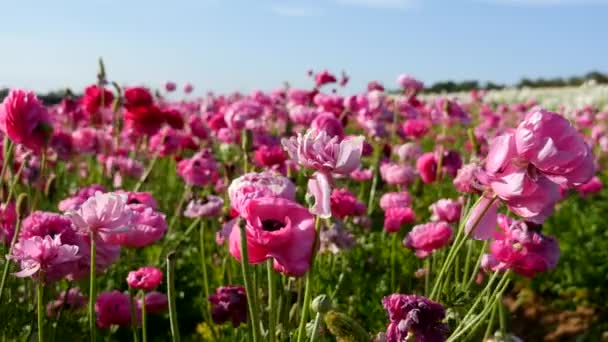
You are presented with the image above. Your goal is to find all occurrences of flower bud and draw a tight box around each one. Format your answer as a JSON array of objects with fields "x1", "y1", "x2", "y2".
[
  {"x1": 324, "y1": 310, "x2": 370, "y2": 342},
  {"x1": 311, "y1": 294, "x2": 331, "y2": 314}
]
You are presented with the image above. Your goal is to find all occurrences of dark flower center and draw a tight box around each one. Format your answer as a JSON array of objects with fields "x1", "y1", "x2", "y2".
[{"x1": 261, "y1": 219, "x2": 285, "y2": 232}]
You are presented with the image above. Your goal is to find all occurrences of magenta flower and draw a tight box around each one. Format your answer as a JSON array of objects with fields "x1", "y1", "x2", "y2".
[
  {"x1": 66, "y1": 192, "x2": 133, "y2": 240},
  {"x1": 380, "y1": 162, "x2": 416, "y2": 186},
  {"x1": 311, "y1": 112, "x2": 344, "y2": 139},
  {"x1": 314, "y1": 70, "x2": 337, "y2": 87},
  {"x1": 416, "y1": 152, "x2": 437, "y2": 184},
  {"x1": 0, "y1": 89, "x2": 53, "y2": 152},
  {"x1": 47, "y1": 288, "x2": 86, "y2": 318},
  {"x1": 58, "y1": 184, "x2": 107, "y2": 212},
  {"x1": 330, "y1": 188, "x2": 366, "y2": 219},
  {"x1": 105, "y1": 204, "x2": 167, "y2": 248},
  {"x1": 487, "y1": 219, "x2": 560, "y2": 278},
  {"x1": 149, "y1": 127, "x2": 183, "y2": 157},
  {"x1": 117, "y1": 190, "x2": 159, "y2": 209},
  {"x1": 127, "y1": 266, "x2": 163, "y2": 291},
  {"x1": 138, "y1": 291, "x2": 168, "y2": 314},
  {"x1": 380, "y1": 192, "x2": 412, "y2": 211},
  {"x1": 384, "y1": 207, "x2": 416, "y2": 233},
  {"x1": 165, "y1": 81, "x2": 177, "y2": 92},
  {"x1": 403, "y1": 222, "x2": 453, "y2": 258},
  {"x1": 95, "y1": 291, "x2": 135, "y2": 328},
  {"x1": 0, "y1": 202, "x2": 17, "y2": 245},
  {"x1": 184, "y1": 195, "x2": 224, "y2": 218},
  {"x1": 184, "y1": 83, "x2": 194, "y2": 94},
  {"x1": 576, "y1": 176, "x2": 603, "y2": 197},
  {"x1": 10, "y1": 235, "x2": 80, "y2": 281},
  {"x1": 396, "y1": 74, "x2": 424, "y2": 95},
  {"x1": 429, "y1": 199, "x2": 462, "y2": 223},
  {"x1": 176, "y1": 151, "x2": 218, "y2": 187},
  {"x1": 228, "y1": 197, "x2": 316, "y2": 277},
  {"x1": 382, "y1": 294, "x2": 448, "y2": 342},
  {"x1": 208, "y1": 286, "x2": 248, "y2": 327}
]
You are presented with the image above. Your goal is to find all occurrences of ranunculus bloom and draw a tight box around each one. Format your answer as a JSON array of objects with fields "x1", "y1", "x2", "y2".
[
  {"x1": 254, "y1": 145, "x2": 287, "y2": 168},
  {"x1": 396, "y1": 74, "x2": 424, "y2": 95},
  {"x1": 138, "y1": 291, "x2": 168, "y2": 314},
  {"x1": 47, "y1": 288, "x2": 86, "y2": 318},
  {"x1": 149, "y1": 127, "x2": 183, "y2": 157},
  {"x1": 576, "y1": 176, "x2": 603, "y2": 197},
  {"x1": 176, "y1": 151, "x2": 218, "y2": 187},
  {"x1": 350, "y1": 168, "x2": 373, "y2": 182},
  {"x1": 10, "y1": 235, "x2": 80, "y2": 282},
  {"x1": 0, "y1": 89, "x2": 53, "y2": 152},
  {"x1": 432, "y1": 97, "x2": 470, "y2": 125},
  {"x1": 184, "y1": 83, "x2": 194, "y2": 94},
  {"x1": 382, "y1": 294, "x2": 448, "y2": 342},
  {"x1": 165, "y1": 81, "x2": 177, "y2": 92},
  {"x1": 0, "y1": 202, "x2": 17, "y2": 245},
  {"x1": 403, "y1": 222, "x2": 453, "y2": 258},
  {"x1": 402, "y1": 119, "x2": 429, "y2": 139},
  {"x1": 58, "y1": 184, "x2": 107, "y2": 212},
  {"x1": 288, "y1": 105, "x2": 318, "y2": 126},
  {"x1": 66, "y1": 192, "x2": 133, "y2": 240},
  {"x1": 380, "y1": 192, "x2": 412, "y2": 211},
  {"x1": 330, "y1": 188, "x2": 366, "y2": 219},
  {"x1": 384, "y1": 207, "x2": 416, "y2": 233},
  {"x1": 429, "y1": 199, "x2": 462, "y2": 223},
  {"x1": 311, "y1": 112, "x2": 344, "y2": 139},
  {"x1": 380, "y1": 163, "x2": 416, "y2": 186},
  {"x1": 124, "y1": 87, "x2": 153, "y2": 109},
  {"x1": 228, "y1": 171, "x2": 295, "y2": 213},
  {"x1": 228, "y1": 197, "x2": 316, "y2": 277},
  {"x1": 118, "y1": 191, "x2": 159, "y2": 209},
  {"x1": 81, "y1": 85, "x2": 114, "y2": 115},
  {"x1": 95, "y1": 291, "x2": 134, "y2": 328},
  {"x1": 416, "y1": 152, "x2": 437, "y2": 184},
  {"x1": 105, "y1": 204, "x2": 166, "y2": 248},
  {"x1": 453, "y1": 162, "x2": 480, "y2": 194},
  {"x1": 487, "y1": 219, "x2": 560, "y2": 278},
  {"x1": 184, "y1": 195, "x2": 224, "y2": 218},
  {"x1": 395, "y1": 142, "x2": 422, "y2": 162},
  {"x1": 127, "y1": 266, "x2": 163, "y2": 291},
  {"x1": 208, "y1": 286, "x2": 247, "y2": 327},
  {"x1": 314, "y1": 70, "x2": 337, "y2": 87}
]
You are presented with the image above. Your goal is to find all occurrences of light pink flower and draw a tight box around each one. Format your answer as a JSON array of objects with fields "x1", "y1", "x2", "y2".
[
  {"x1": 453, "y1": 162, "x2": 480, "y2": 194},
  {"x1": 228, "y1": 171, "x2": 295, "y2": 212},
  {"x1": 127, "y1": 266, "x2": 163, "y2": 291},
  {"x1": 380, "y1": 163, "x2": 416, "y2": 186},
  {"x1": 429, "y1": 199, "x2": 462, "y2": 223},
  {"x1": 10, "y1": 235, "x2": 80, "y2": 281},
  {"x1": 184, "y1": 195, "x2": 224, "y2": 218},
  {"x1": 66, "y1": 192, "x2": 133, "y2": 240},
  {"x1": 58, "y1": 184, "x2": 107, "y2": 212},
  {"x1": 176, "y1": 151, "x2": 218, "y2": 187},
  {"x1": 105, "y1": 204, "x2": 166, "y2": 248},
  {"x1": 311, "y1": 112, "x2": 344, "y2": 138},
  {"x1": 403, "y1": 222, "x2": 453, "y2": 258},
  {"x1": 384, "y1": 207, "x2": 416, "y2": 233},
  {"x1": 228, "y1": 197, "x2": 316, "y2": 277},
  {"x1": 380, "y1": 192, "x2": 412, "y2": 211}
]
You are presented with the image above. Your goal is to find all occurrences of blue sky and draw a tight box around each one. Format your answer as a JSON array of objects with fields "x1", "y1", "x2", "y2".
[{"x1": 1, "y1": 0, "x2": 607, "y2": 95}]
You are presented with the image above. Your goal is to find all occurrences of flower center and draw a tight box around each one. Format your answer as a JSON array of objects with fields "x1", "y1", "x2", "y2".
[{"x1": 261, "y1": 219, "x2": 285, "y2": 232}]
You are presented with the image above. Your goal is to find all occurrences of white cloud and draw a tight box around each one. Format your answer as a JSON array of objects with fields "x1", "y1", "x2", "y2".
[
  {"x1": 335, "y1": 0, "x2": 418, "y2": 9},
  {"x1": 269, "y1": 5, "x2": 324, "y2": 17}
]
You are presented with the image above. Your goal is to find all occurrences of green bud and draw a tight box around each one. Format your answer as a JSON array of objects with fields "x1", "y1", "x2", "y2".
[
  {"x1": 324, "y1": 310, "x2": 370, "y2": 342},
  {"x1": 311, "y1": 294, "x2": 332, "y2": 314},
  {"x1": 16, "y1": 193, "x2": 29, "y2": 218}
]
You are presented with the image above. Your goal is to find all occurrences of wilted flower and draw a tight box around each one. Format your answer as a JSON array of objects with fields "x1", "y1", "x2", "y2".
[
  {"x1": 127, "y1": 266, "x2": 163, "y2": 291},
  {"x1": 403, "y1": 222, "x2": 453, "y2": 258},
  {"x1": 208, "y1": 286, "x2": 247, "y2": 327},
  {"x1": 382, "y1": 294, "x2": 448, "y2": 342}
]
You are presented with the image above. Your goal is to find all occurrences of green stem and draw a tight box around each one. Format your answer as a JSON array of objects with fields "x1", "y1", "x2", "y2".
[
  {"x1": 89, "y1": 235, "x2": 97, "y2": 342},
  {"x1": 0, "y1": 138, "x2": 14, "y2": 201},
  {"x1": 166, "y1": 252, "x2": 181, "y2": 342},
  {"x1": 167, "y1": 185, "x2": 191, "y2": 232},
  {"x1": 483, "y1": 301, "x2": 498, "y2": 341},
  {"x1": 0, "y1": 214, "x2": 22, "y2": 303},
  {"x1": 199, "y1": 219, "x2": 218, "y2": 342},
  {"x1": 141, "y1": 291, "x2": 148, "y2": 342},
  {"x1": 296, "y1": 217, "x2": 322, "y2": 342},
  {"x1": 133, "y1": 155, "x2": 158, "y2": 192},
  {"x1": 390, "y1": 233, "x2": 397, "y2": 291},
  {"x1": 238, "y1": 220, "x2": 261, "y2": 342},
  {"x1": 424, "y1": 258, "x2": 431, "y2": 296},
  {"x1": 367, "y1": 143, "x2": 381, "y2": 215},
  {"x1": 128, "y1": 288, "x2": 140, "y2": 342},
  {"x1": 465, "y1": 240, "x2": 488, "y2": 289},
  {"x1": 499, "y1": 298, "x2": 507, "y2": 338},
  {"x1": 267, "y1": 260, "x2": 276, "y2": 342},
  {"x1": 37, "y1": 275, "x2": 45, "y2": 342},
  {"x1": 309, "y1": 313, "x2": 322, "y2": 342}
]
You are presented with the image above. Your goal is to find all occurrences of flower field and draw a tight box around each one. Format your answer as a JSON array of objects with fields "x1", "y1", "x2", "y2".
[{"x1": 0, "y1": 65, "x2": 607, "y2": 341}]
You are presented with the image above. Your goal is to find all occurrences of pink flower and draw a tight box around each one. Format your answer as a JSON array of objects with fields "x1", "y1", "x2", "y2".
[
  {"x1": 396, "y1": 74, "x2": 424, "y2": 94},
  {"x1": 228, "y1": 171, "x2": 295, "y2": 213},
  {"x1": 105, "y1": 204, "x2": 167, "y2": 248},
  {"x1": 382, "y1": 294, "x2": 448, "y2": 342},
  {"x1": 253, "y1": 145, "x2": 287, "y2": 168},
  {"x1": 288, "y1": 105, "x2": 318, "y2": 126},
  {"x1": 395, "y1": 142, "x2": 422, "y2": 162},
  {"x1": 47, "y1": 288, "x2": 86, "y2": 318},
  {"x1": 380, "y1": 192, "x2": 412, "y2": 211},
  {"x1": 416, "y1": 152, "x2": 437, "y2": 184},
  {"x1": 314, "y1": 70, "x2": 337, "y2": 87},
  {"x1": 487, "y1": 219, "x2": 560, "y2": 278},
  {"x1": 208, "y1": 286, "x2": 247, "y2": 327},
  {"x1": 19, "y1": 211, "x2": 81, "y2": 246},
  {"x1": 429, "y1": 199, "x2": 462, "y2": 223},
  {"x1": 330, "y1": 188, "x2": 366, "y2": 219},
  {"x1": 127, "y1": 266, "x2": 163, "y2": 291},
  {"x1": 453, "y1": 162, "x2": 480, "y2": 194},
  {"x1": 0, "y1": 89, "x2": 53, "y2": 152},
  {"x1": 432, "y1": 97, "x2": 470, "y2": 125},
  {"x1": 282, "y1": 128, "x2": 364, "y2": 175},
  {"x1": 403, "y1": 222, "x2": 453, "y2": 258},
  {"x1": 380, "y1": 163, "x2": 416, "y2": 186},
  {"x1": 95, "y1": 291, "x2": 134, "y2": 328},
  {"x1": 81, "y1": 85, "x2": 114, "y2": 115},
  {"x1": 350, "y1": 168, "x2": 373, "y2": 182},
  {"x1": 311, "y1": 112, "x2": 344, "y2": 139},
  {"x1": 58, "y1": 184, "x2": 107, "y2": 212},
  {"x1": 138, "y1": 291, "x2": 168, "y2": 314},
  {"x1": 224, "y1": 99, "x2": 263, "y2": 129},
  {"x1": 149, "y1": 127, "x2": 183, "y2": 157},
  {"x1": 66, "y1": 192, "x2": 133, "y2": 239},
  {"x1": 184, "y1": 195, "x2": 224, "y2": 218},
  {"x1": 576, "y1": 176, "x2": 603, "y2": 197},
  {"x1": 0, "y1": 202, "x2": 17, "y2": 245},
  {"x1": 228, "y1": 197, "x2": 316, "y2": 277},
  {"x1": 402, "y1": 119, "x2": 429, "y2": 139},
  {"x1": 117, "y1": 191, "x2": 159, "y2": 209},
  {"x1": 165, "y1": 81, "x2": 177, "y2": 92},
  {"x1": 184, "y1": 83, "x2": 194, "y2": 94},
  {"x1": 384, "y1": 207, "x2": 416, "y2": 233},
  {"x1": 176, "y1": 151, "x2": 218, "y2": 187},
  {"x1": 10, "y1": 235, "x2": 80, "y2": 281}
]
